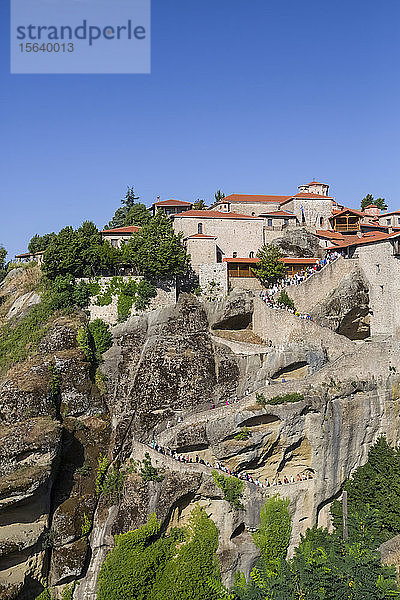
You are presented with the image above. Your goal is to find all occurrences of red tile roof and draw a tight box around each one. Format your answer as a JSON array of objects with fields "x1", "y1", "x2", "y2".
[
  {"x1": 223, "y1": 257, "x2": 260, "y2": 263},
  {"x1": 306, "y1": 181, "x2": 328, "y2": 186},
  {"x1": 154, "y1": 199, "x2": 192, "y2": 207},
  {"x1": 330, "y1": 208, "x2": 365, "y2": 218},
  {"x1": 186, "y1": 234, "x2": 217, "y2": 239},
  {"x1": 280, "y1": 257, "x2": 320, "y2": 264},
  {"x1": 222, "y1": 194, "x2": 292, "y2": 204},
  {"x1": 331, "y1": 231, "x2": 393, "y2": 249},
  {"x1": 381, "y1": 210, "x2": 400, "y2": 216},
  {"x1": 315, "y1": 230, "x2": 345, "y2": 240},
  {"x1": 101, "y1": 225, "x2": 140, "y2": 234},
  {"x1": 15, "y1": 251, "x2": 45, "y2": 258},
  {"x1": 223, "y1": 257, "x2": 320, "y2": 264},
  {"x1": 173, "y1": 210, "x2": 262, "y2": 219},
  {"x1": 292, "y1": 192, "x2": 334, "y2": 199},
  {"x1": 260, "y1": 210, "x2": 297, "y2": 217}
]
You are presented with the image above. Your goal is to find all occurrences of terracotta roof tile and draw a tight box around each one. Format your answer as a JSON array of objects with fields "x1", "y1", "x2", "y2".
[
  {"x1": 154, "y1": 199, "x2": 192, "y2": 207},
  {"x1": 293, "y1": 192, "x2": 333, "y2": 199},
  {"x1": 173, "y1": 210, "x2": 262, "y2": 219},
  {"x1": 101, "y1": 225, "x2": 140, "y2": 234},
  {"x1": 222, "y1": 194, "x2": 292, "y2": 204}
]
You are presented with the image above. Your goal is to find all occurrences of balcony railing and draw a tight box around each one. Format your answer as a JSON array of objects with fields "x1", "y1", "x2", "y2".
[{"x1": 334, "y1": 223, "x2": 361, "y2": 232}]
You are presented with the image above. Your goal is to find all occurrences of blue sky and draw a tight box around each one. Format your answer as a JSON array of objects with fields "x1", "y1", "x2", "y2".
[{"x1": 1, "y1": 0, "x2": 400, "y2": 259}]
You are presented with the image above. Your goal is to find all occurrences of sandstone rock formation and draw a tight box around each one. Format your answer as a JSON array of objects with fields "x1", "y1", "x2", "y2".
[
  {"x1": 272, "y1": 228, "x2": 322, "y2": 257},
  {"x1": 1, "y1": 272, "x2": 400, "y2": 599}
]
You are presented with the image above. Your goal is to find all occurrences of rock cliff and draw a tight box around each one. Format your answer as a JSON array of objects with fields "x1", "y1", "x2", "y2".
[{"x1": 1, "y1": 276, "x2": 400, "y2": 599}]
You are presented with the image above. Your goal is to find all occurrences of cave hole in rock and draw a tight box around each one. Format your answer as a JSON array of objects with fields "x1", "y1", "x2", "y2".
[
  {"x1": 337, "y1": 307, "x2": 370, "y2": 340},
  {"x1": 163, "y1": 491, "x2": 196, "y2": 533},
  {"x1": 238, "y1": 414, "x2": 280, "y2": 428},
  {"x1": 230, "y1": 522, "x2": 245, "y2": 540},
  {"x1": 211, "y1": 312, "x2": 253, "y2": 331},
  {"x1": 271, "y1": 361, "x2": 308, "y2": 381},
  {"x1": 175, "y1": 443, "x2": 209, "y2": 454}
]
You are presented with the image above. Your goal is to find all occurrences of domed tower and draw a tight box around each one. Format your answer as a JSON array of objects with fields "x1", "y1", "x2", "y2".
[{"x1": 297, "y1": 181, "x2": 330, "y2": 196}]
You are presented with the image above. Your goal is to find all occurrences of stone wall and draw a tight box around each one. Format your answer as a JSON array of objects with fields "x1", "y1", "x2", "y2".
[
  {"x1": 84, "y1": 277, "x2": 177, "y2": 325},
  {"x1": 199, "y1": 263, "x2": 228, "y2": 298},
  {"x1": 173, "y1": 215, "x2": 264, "y2": 260},
  {"x1": 252, "y1": 297, "x2": 355, "y2": 361},
  {"x1": 355, "y1": 240, "x2": 400, "y2": 337},
  {"x1": 230, "y1": 277, "x2": 262, "y2": 291},
  {"x1": 276, "y1": 257, "x2": 358, "y2": 313}
]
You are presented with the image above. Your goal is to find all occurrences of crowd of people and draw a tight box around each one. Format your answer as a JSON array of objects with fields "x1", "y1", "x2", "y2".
[{"x1": 151, "y1": 440, "x2": 313, "y2": 489}]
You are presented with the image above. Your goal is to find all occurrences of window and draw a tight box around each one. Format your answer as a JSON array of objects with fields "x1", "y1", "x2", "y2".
[
  {"x1": 398, "y1": 218, "x2": 400, "y2": 225},
  {"x1": 197, "y1": 223, "x2": 203, "y2": 234},
  {"x1": 249, "y1": 251, "x2": 254, "y2": 258},
  {"x1": 284, "y1": 218, "x2": 289, "y2": 226},
  {"x1": 233, "y1": 252, "x2": 237, "y2": 258},
  {"x1": 320, "y1": 217, "x2": 324, "y2": 226},
  {"x1": 111, "y1": 239, "x2": 118, "y2": 248},
  {"x1": 387, "y1": 219, "x2": 391, "y2": 225},
  {"x1": 267, "y1": 219, "x2": 272, "y2": 227}
]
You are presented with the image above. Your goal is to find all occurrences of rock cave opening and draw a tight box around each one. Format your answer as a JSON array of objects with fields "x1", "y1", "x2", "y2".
[
  {"x1": 211, "y1": 313, "x2": 253, "y2": 331},
  {"x1": 271, "y1": 361, "x2": 309, "y2": 381},
  {"x1": 238, "y1": 414, "x2": 281, "y2": 428},
  {"x1": 337, "y1": 307, "x2": 370, "y2": 340}
]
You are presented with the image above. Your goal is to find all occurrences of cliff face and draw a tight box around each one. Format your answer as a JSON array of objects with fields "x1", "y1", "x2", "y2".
[{"x1": 1, "y1": 280, "x2": 400, "y2": 599}]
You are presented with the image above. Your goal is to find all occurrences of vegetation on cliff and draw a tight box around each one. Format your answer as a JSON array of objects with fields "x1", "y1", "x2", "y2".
[
  {"x1": 229, "y1": 494, "x2": 400, "y2": 600},
  {"x1": 97, "y1": 507, "x2": 222, "y2": 600},
  {"x1": 252, "y1": 244, "x2": 287, "y2": 285}
]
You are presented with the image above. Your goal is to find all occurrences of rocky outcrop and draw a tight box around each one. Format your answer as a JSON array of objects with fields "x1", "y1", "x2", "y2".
[
  {"x1": 310, "y1": 267, "x2": 370, "y2": 339},
  {"x1": 272, "y1": 228, "x2": 322, "y2": 257},
  {"x1": 2, "y1": 275, "x2": 400, "y2": 599}
]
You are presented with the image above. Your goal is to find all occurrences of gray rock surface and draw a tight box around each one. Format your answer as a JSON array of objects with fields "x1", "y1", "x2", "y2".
[{"x1": 272, "y1": 228, "x2": 322, "y2": 257}]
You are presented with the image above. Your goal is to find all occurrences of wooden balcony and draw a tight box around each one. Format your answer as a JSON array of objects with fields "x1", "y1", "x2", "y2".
[{"x1": 333, "y1": 219, "x2": 361, "y2": 233}]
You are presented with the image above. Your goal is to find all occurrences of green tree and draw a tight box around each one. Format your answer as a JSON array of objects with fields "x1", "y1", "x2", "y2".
[
  {"x1": 0, "y1": 246, "x2": 7, "y2": 282},
  {"x1": 331, "y1": 437, "x2": 400, "y2": 544},
  {"x1": 252, "y1": 245, "x2": 287, "y2": 285},
  {"x1": 105, "y1": 186, "x2": 142, "y2": 229},
  {"x1": 28, "y1": 232, "x2": 56, "y2": 254},
  {"x1": 215, "y1": 190, "x2": 225, "y2": 203},
  {"x1": 361, "y1": 194, "x2": 388, "y2": 211},
  {"x1": 42, "y1": 222, "x2": 119, "y2": 280},
  {"x1": 193, "y1": 199, "x2": 208, "y2": 210},
  {"x1": 123, "y1": 211, "x2": 190, "y2": 279},
  {"x1": 97, "y1": 507, "x2": 222, "y2": 600},
  {"x1": 252, "y1": 496, "x2": 291, "y2": 572},
  {"x1": 276, "y1": 290, "x2": 295, "y2": 310},
  {"x1": 125, "y1": 203, "x2": 151, "y2": 227}
]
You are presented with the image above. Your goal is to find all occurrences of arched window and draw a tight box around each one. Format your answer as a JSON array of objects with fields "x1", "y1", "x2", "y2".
[
  {"x1": 197, "y1": 223, "x2": 203, "y2": 234},
  {"x1": 249, "y1": 251, "x2": 254, "y2": 258},
  {"x1": 233, "y1": 252, "x2": 237, "y2": 258}
]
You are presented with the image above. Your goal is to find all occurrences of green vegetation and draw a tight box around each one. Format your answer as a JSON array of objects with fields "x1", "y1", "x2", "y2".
[
  {"x1": 28, "y1": 232, "x2": 56, "y2": 254},
  {"x1": 0, "y1": 272, "x2": 90, "y2": 372},
  {"x1": 81, "y1": 512, "x2": 92, "y2": 537},
  {"x1": 267, "y1": 392, "x2": 304, "y2": 405},
  {"x1": 234, "y1": 427, "x2": 252, "y2": 441},
  {"x1": 361, "y1": 194, "x2": 387, "y2": 211},
  {"x1": 211, "y1": 470, "x2": 245, "y2": 510},
  {"x1": 255, "y1": 392, "x2": 267, "y2": 408},
  {"x1": 77, "y1": 319, "x2": 113, "y2": 363},
  {"x1": 139, "y1": 452, "x2": 164, "y2": 482},
  {"x1": 252, "y1": 497, "x2": 291, "y2": 571},
  {"x1": 123, "y1": 211, "x2": 190, "y2": 279},
  {"x1": 97, "y1": 507, "x2": 222, "y2": 600},
  {"x1": 276, "y1": 290, "x2": 295, "y2": 310},
  {"x1": 42, "y1": 221, "x2": 121, "y2": 280},
  {"x1": 95, "y1": 454, "x2": 109, "y2": 495},
  {"x1": 252, "y1": 244, "x2": 287, "y2": 285},
  {"x1": 193, "y1": 199, "x2": 208, "y2": 210},
  {"x1": 105, "y1": 186, "x2": 150, "y2": 229},
  {"x1": 0, "y1": 246, "x2": 7, "y2": 282},
  {"x1": 331, "y1": 436, "x2": 400, "y2": 546}
]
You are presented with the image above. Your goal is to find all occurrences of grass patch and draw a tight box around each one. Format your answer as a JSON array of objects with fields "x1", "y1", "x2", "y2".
[{"x1": 267, "y1": 392, "x2": 304, "y2": 405}]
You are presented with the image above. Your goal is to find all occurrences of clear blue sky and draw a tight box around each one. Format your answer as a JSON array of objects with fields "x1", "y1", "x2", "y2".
[{"x1": 1, "y1": 0, "x2": 400, "y2": 259}]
